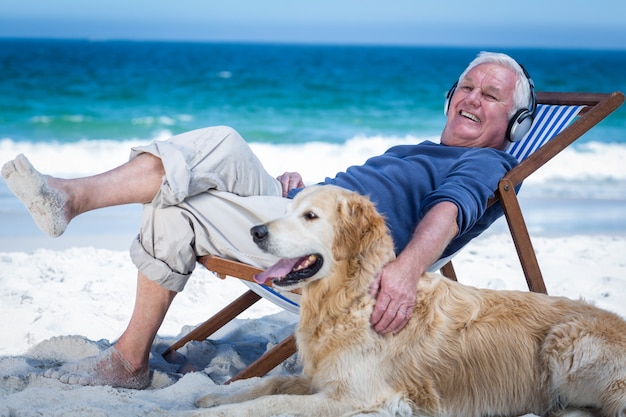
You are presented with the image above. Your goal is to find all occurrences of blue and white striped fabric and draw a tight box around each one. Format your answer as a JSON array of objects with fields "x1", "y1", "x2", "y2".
[
  {"x1": 242, "y1": 279, "x2": 301, "y2": 314},
  {"x1": 245, "y1": 103, "x2": 586, "y2": 314},
  {"x1": 506, "y1": 104, "x2": 584, "y2": 161}
]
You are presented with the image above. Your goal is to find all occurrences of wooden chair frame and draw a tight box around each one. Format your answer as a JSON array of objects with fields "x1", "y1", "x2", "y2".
[{"x1": 163, "y1": 91, "x2": 624, "y2": 383}]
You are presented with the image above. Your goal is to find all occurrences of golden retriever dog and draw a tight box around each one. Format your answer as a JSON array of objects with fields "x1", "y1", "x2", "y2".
[{"x1": 194, "y1": 185, "x2": 626, "y2": 417}]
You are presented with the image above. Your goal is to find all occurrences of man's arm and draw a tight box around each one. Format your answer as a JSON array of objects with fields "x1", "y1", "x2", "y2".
[{"x1": 369, "y1": 201, "x2": 459, "y2": 334}]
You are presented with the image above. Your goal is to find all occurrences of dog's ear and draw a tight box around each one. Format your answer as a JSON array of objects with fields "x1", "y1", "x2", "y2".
[{"x1": 332, "y1": 193, "x2": 389, "y2": 260}]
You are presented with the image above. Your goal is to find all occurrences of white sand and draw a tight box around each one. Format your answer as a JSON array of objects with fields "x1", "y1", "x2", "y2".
[{"x1": 0, "y1": 233, "x2": 625, "y2": 416}]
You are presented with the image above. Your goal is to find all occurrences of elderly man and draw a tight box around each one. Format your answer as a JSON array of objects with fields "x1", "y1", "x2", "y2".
[{"x1": 1, "y1": 51, "x2": 534, "y2": 389}]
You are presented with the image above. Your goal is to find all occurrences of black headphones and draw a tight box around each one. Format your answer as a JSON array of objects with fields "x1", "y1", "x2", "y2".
[{"x1": 444, "y1": 64, "x2": 537, "y2": 142}]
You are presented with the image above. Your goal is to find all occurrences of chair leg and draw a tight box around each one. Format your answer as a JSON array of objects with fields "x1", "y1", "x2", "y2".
[
  {"x1": 164, "y1": 257, "x2": 300, "y2": 382},
  {"x1": 440, "y1": 261, "x2": 458, "y2": 281},
  {"x1": 226, "y1": 334, "x2": 298, "y2": 384},
  {"x1": 163, "y1": 288, "x2": 298, "y2": 383},
  {"x1": 498, "y1": 179, "x2": 548, "y2": 294},
  {"x1": 163, "y1": 289, "x2": 262, "y2": 357}
]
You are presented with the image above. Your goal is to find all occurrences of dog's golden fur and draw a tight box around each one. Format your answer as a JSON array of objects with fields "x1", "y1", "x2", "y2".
[{"x1": 194, "y1": 185, "x2": 626, "y2": 417}]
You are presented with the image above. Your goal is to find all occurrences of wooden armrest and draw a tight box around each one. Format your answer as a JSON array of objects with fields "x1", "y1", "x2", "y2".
[{"x1": 197, "y1": 255, "x2": 265, "y2": 284}]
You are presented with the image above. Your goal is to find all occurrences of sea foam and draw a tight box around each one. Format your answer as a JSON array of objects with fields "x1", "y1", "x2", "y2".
[{"x1": 2, "y1": 135, "x2": 625, "y2": 201}]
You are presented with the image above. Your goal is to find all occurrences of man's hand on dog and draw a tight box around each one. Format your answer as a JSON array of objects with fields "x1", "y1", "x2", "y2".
[{"x1": 369, "y1": 261, "x2": 419, "y2": 334}]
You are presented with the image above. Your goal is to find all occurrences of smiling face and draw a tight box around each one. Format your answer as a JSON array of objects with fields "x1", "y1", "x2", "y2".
[{"x1": 440, "y1": 62, "x2": 518, "y2": 150}]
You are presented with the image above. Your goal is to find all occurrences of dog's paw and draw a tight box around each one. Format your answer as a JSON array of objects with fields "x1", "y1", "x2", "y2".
[{"x1": 195, "y1": 393, "x2": 224, "y2": 408}]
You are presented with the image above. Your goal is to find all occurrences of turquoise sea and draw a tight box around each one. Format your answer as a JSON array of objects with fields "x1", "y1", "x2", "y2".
[
  {"x1": 0, "y1": 39, "x2": 625, "y2": 246},
  {"x1": 1, "y1": 39, "x2": 625, "y2": 145}
]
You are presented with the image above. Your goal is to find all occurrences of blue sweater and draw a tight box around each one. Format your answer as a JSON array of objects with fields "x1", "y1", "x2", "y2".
[{"x1": 288, "y1": 141, "x2": 519, "y2": 258}]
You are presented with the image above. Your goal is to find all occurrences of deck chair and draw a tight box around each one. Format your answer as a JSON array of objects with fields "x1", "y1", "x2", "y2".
[{"x1": 163, "y1": 90, "x2": 625, "y2": 383}]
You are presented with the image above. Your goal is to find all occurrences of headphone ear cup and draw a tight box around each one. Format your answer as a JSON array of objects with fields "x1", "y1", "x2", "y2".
[
  {"x1": 508, "y1": 64, "x2": 537, "y2": 142},
  {"x1": 444, "y1": 82, "x2": 457, "y2": 116},
  {"x1": 507, "y1": 110, "x2": 533, "y2": 142}
]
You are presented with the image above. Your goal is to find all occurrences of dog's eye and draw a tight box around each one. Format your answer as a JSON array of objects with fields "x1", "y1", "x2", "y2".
[{"x1": 303, "y1": 211, "x2": 318, "y2": 221}]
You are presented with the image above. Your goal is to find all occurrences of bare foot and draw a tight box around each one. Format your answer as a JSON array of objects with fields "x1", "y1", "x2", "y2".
[
  {"x1": 43, "y1": 346, "x2": 150, "y2": 389},
  {"x1": 1, "y1": 154, "x2": 69, "y2": 237}
]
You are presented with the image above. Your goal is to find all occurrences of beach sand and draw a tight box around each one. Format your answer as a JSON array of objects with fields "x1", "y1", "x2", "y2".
[{"x1": 1, "y1": 227, "x2": 625, "y2": 415}]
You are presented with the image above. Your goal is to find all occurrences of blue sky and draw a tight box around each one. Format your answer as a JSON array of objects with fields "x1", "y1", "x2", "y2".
[{"x1": 1, "y1": 0, "x2": 625, "y2": 49}]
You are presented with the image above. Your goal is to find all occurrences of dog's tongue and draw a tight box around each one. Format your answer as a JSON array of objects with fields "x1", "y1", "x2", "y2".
[{"x1": 254, "y1": 258, "x2": 300, "y2": 285}]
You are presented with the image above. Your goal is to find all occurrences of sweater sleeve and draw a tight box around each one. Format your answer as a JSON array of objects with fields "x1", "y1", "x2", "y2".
[{"x1": 420, "y1": 147, "x2": 518, "y2": 236}]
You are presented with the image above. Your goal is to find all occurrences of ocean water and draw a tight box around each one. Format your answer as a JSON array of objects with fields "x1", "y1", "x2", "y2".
[{"x1": 1, "y1": 39, "x2": 625, "y2": 244}]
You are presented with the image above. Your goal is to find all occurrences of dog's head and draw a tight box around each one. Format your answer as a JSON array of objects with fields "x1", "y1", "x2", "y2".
[{"x1": 252, "y1": 185, "x2": 394, "y2": 290}]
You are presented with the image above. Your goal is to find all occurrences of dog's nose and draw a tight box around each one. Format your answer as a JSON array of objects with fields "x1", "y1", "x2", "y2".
[{"x1": 250, "y1": 224, "x2": 269, "y2": 244}]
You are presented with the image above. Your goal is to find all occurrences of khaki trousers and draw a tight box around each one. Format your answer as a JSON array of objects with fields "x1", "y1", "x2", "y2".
[{"x1": 128, "y1": 126, "x2": 289, "y2": 292}]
